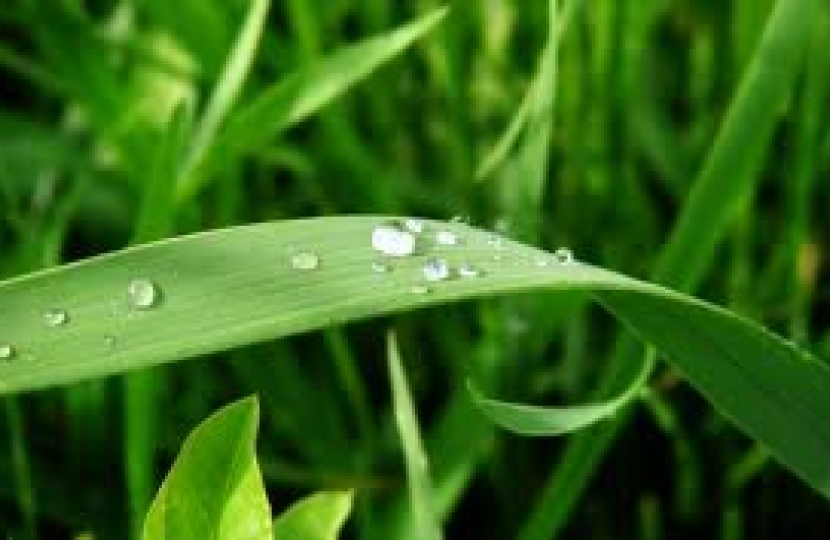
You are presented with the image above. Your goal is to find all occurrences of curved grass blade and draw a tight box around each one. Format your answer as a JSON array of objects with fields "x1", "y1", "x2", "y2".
[
  {"x1": 388, "y1": 332, "x2": 442, "y2": 540},
  {"x1": 177, "y1": 7, "x2": 448, "y2": 201},
  {"x1": 467, "y1": 352, "x2": 653, "y2": 436},
  {"x1": 0, "y1": 217, "x2": 829, "y2": 500},
  {"x1": 141, "y1": 396, "x2": 272, "y2": 540},
  {"x1": 272, "y1": 491, "x2": 353, "y2": 540}
]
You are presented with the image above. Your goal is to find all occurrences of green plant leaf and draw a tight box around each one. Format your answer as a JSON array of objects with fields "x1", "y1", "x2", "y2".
[
  {"x1": 272, "y1": 491, "x2": 353, "y2": 540},
  {"x1": 1, "y1": 217, "x2": 830, "y2": 501},
  {"x1": 176, "y1": 7, "x2": 448, "y2": 201},
  {"x1": 387, "y1": 331, "x2": 442, "y2": 540},
  {"x1": 141, "y1": 396, "x2": 272, "y2": 540},
  {"x1": 467, "y1": 352, "x2": 653, "y2": 436}
]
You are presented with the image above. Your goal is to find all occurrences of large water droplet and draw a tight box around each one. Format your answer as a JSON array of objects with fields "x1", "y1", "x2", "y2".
[
  {"x1": 422, "y1": 258, "x2": 451, "y2": 281},
  {"x1": 458, "y1": 263, "x2": 482, "y2": 278},
  {"x1": 128, "y1": 279, "x2": 160, "y2": 309},
  {"x1": 554, "y1": 248, "x2": 574, "y2": 265},
  {"x1": 0, "y1": 344, "x2": 14, "y2": 360},
  {"x1": 372, "y1": 223, "x2": 416, "y2": 257},
  {"x1": 291, "y1": 252, "x2": 320, "y2": 271},
  {"x1": 44, "y1": 309, "x2": 68, "y2": 327},
  {"x1": 404, "y1": 219, "x2": 425, "y2": 234},
  {"x1": 436, "y1": 230, "x2": 459, "y2": 246}
]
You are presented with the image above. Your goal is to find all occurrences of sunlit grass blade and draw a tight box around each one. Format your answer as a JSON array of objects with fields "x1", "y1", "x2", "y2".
[
  {"x1": 176, "y1": 7, "x2": 448, "y2": 201},
  {"x1": 178, "y1": 0, "x2": 270, "y2": 185},
  {"x1": 387, "y1": 331, "x2": 442, "y2": 540},
  {"x1": 1, "y1": 217, "x2": 830, "y2": 502},
  {"x1": 272, "y1": 491, "x2": 353, "y2": 540},
  {"x1": 468, "y1": 352, "x2": 653, "y2": 436},
  {"x1": 141, "y1": 396, "x2": 272, "y2": 540}
]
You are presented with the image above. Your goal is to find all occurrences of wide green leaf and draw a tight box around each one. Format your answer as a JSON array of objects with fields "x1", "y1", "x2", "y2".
[
  {"x1": 272, "y1": 491, "x2": 353, "y2": 540},
  {"x1": 1, "y1": 217, "x2": 829, "y2": 500},
  {"x1": 141, "y1": 396, "x2": 272, "y2": 540}
]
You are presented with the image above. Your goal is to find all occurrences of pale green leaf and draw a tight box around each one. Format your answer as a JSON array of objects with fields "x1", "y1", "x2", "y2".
[{"x1": 272, "y1": 491, "x2": 353, "y2": 540}]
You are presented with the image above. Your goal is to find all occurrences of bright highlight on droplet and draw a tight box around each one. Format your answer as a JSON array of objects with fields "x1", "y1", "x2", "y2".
[
  {"x1": 404, "y1": 219, "x2": 425, "y2": 233},
  {"x1": 0, "y1": 344, "x2": 14, "y2": 360},
  {"x1": 436, "y1": 230, "x2": 459, "y2": 246},
  {"x1": 554, "y1": 248, "x2": 574, "y2": 265},
  {"x1": 422, "y1": 258, "x2": 451, "y2": 281},
  {"x1": 291, "y1": 252, "x2": 320, "y2": 271},
  {"x1": 458, "y1": 263, "x2": 482, "y2": 278},
  {"x1": 372, "y1": 223, "x2": 416, "y2": 257},
  {"x1": 44, "y1": 309, "x2": 68, "y2": 327},
  {"x1": 128, "y1": 279, "x2": 160, "y2": 309}
]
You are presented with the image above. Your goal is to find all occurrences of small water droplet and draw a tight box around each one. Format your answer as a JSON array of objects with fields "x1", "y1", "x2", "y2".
[
  {"x1": 290, "y1": 252, "x2": 320, "y2": 271},
  {"x1": 404, "y1": 219, "x2": 425, "y2": 234},
  {"x1": 554, "y1": 248, "x2": 574, "y2": 265},
  {"x1": 128, "y1": 279, "x2": 160, "y2": 309},
  {"x1": 44, "y1": 309, "x2": 68, "y2": 327},
  {"x1": 371, "y1": 262, "x2": 391, "y2": 273},
  {"x1": 436, "y1": 230, "x2": 459, "y2": 246},
  {"x1": 422, "y1": 258, "x2": 451, "y2": 281},
  {"x1": 458, "y1": 263, "x2": 482, "y2": 278},
  {"x1": 372, "y1": 223, "x2": 416, "y2": 257},
  {"x1": 0, "y1": 345, "x2": 14, "y2": 360},
  {"x1": 409, "y1": 284, "x2": 431, "y2": 295}
]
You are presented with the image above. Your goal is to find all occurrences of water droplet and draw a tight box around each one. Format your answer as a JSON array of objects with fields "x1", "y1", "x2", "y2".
[
  {"x1": 290, "y1": 252, "x2": 320, "y2": 271},
  {"x1": 371, "y1": 262, "x2": 391, "y2": 273},
  {"x1": 128, "y1": 279, "x2": 160, "y2": 309},
  {"x1": 458, "y1": 263, "x2": 482, "y2": 278},
  {"x1": 436, "y1": 230, "x2": 459, "y2": 246},
  {"x1": 0, "y1": 345, "x2": 14, "y2": 360},
  {"x1": 44, "y1": 309, "x2": 68, "y2": 327},
  {"x1": 554, "y1": 248, "x2": 574, "y2": 265},
  {"x1": 422, "y1": 258, "x2": 451, "y2": 281},
  {"x1": 404, "y1": 219, "x2": 425, "y2": 234},
  {"x1": 409, "y1": 285, "x2": 431, "y2": 295},
  {"x1": 372, "y1": 223, "x2": 416, "y2": 257}
]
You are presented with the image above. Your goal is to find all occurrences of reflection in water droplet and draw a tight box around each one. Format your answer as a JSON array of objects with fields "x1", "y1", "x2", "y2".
[
  {"x1": 554, "y1": 248, "x2": 574, "y2": 265},
  {"x1": 410, "y1": 285, "x2": 431, "y2": 295},
  {"x1": 404, "y1": 219, "x2": 425, "y2": 234},
  {"x1": 436, "y1": 230, "x2": 459, "y2": 246},
  {"x1": 290, "y1": 252, "x2": 320, "y2": 271},
  {"x1": 128, "y1": 279, "x2": 161, "y2": 309},
  {"x1": 371, "y1": 262, "x2": 391, "y2": 273},
  {"x1": 372, "y1": 223, "x2": 416, "y2": 257},
  {"x1": 458, "y1": 263, "x2": 482, "y2": 278},
  {"x1": 0, "y1": 345, "x2": 14, "y2": 360},
  {"x1": 423, "y1": 259, "x2": 451, "y2": 281},
  {"x1": 44, "y1": 309, "x2": 68, "y2": 327}
]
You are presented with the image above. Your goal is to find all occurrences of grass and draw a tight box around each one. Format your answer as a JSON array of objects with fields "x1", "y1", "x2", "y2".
[{"x1": 1, "y1": 1, "x2": 829, "y2": 539}]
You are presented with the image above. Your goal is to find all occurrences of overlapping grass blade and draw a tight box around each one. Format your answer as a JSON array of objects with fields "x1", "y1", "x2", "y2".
[
  {"x1": 176, "y1": 7, "x2": 448, "y2": 201},
  {"x1": 387, "y1": 332, "x2": 443, "y2": 540},
  {"x1": 1, "y1": 217, "x2": 830, "y2": 501},
  {"x1": 272, "y1": 491, "x2": 353, "y2": 540}
]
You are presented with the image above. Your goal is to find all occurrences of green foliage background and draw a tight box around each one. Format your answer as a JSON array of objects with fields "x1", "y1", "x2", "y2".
[{"x1": 0, "y1": 0, "x2": 829, "y2": 538}]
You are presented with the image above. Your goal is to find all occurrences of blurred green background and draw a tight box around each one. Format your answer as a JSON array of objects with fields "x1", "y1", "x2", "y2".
[{"x1": 1, "y1": 0, "x2": 829, "y2": 538}]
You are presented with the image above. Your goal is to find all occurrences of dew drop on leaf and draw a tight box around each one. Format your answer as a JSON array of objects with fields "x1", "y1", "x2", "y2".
[
  {"x1": 44, "y1": 309, "x2": 68, "y2": 327},
  {"x1": 290, "y1": 252, "x2": 320, "y2": 271},
  {"x1": 372, "y1": 223, "x2": 416, "y2": 257},
  {"x1": 0, "y1": 344, "x2": 14, "y2": 360},
  {"x1": 404, "y1": 219, "x2": 425, "y2": 234},
  {"x1": 554, "y1": 248, "x2": 574, "y2": 265},
  {"x1": 423, "y1": 258, "x2": 451, "y2": 281},
  {"x1": 436, "y1": 230, "x2": 459, "y2": 246},
  {"x1": 128, "y1": 279, "x2": 160, "y2": 309}
]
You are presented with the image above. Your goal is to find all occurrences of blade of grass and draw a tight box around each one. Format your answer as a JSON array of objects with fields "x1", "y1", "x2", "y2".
[
  {"x1": 178, "y1": 0, "x2": 270, "y2": 186},
  {"x1": 175, "y1": 7, "x2": 448, "y2": 202},
  {"x1": 1, "y1": 217, "x2": 830, "y2": 501},
  {"x1": 387, "y1": 331, "x2": 443, "y2": 540},
  {"x1": 272, "y1": 491, "x2": 353, "y2": 540},
  {"x1": 518, "y1": 0, "x2": 820, "y2": 538}
]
